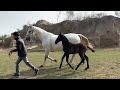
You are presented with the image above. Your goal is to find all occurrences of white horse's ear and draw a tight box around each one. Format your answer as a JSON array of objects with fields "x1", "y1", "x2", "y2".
[
  {"x1": 28, "y1": 24, "x2": 32, "y2": 27},
  {"x1": 29, "y1": 24, "x2": 31, "y2": 26},
  {"x1": 60, "y1": 32, "x2": 63, "y2": 35},
  {"x1": 28, "y1": 24, "x2": 33, "y2": 29}
]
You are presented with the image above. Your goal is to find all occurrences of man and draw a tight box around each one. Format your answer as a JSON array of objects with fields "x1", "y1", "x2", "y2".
[{"x1": 9, "y1": 32, "x2": 39, "y2": 76}]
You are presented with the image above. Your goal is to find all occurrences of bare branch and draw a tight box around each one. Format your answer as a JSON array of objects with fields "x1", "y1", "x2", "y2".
[
  {"x1": 66, "y1": 11, "x2": 74, "y2": 20},
  {"x1": 57, "y1": 11, "x2": 62, "y2": 23}
]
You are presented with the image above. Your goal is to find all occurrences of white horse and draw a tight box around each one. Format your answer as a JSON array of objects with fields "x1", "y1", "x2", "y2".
[{"x1": 25, "y1": 25, "x2": 93, "y2": 67}]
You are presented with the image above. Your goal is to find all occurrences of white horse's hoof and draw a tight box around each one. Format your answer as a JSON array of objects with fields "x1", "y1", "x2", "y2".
[
  {"x1": 39, "y1": 65, "x2": 44, "y2": 68},
  {"x1": 54, "y1": 60, "x2": 57, "y2": 62}
]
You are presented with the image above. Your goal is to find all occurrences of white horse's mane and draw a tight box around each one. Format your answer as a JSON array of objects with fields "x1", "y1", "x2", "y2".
[
  {"x1": 32, "y1": 26, "x2": 78, "y2": 36},
  {"x1": 32, "y1": 26, "x2": 56, "y2": 36}
]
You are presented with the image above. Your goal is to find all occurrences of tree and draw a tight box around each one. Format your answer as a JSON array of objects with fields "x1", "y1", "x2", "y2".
[
  {"x1": 66, "y1": 11, "x2": 74, "y2": 20},
  {"x1": 115, "y1": 11, "x2": 120, "y2": 17},
  {"x1": 0, "y1": 34, "x2": 8, "y2": 46},
  {"x1": 0, "y1": 35, "x2": 7, "y2": 40},
  {"x1": 57, "y1": 11, "x2": 62, "y2": 23}
]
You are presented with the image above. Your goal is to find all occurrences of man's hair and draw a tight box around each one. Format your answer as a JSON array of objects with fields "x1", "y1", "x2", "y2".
[{"x1": 11, "y1": 32, "x2": 19, "y2": 36}]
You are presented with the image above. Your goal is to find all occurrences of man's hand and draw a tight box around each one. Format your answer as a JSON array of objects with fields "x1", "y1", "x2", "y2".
[{"x1": 8, "y1": 50, "x2": 12, "y2": 56}]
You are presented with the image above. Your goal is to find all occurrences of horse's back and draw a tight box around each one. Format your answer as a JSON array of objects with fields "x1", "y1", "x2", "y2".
[{"x1": 64, "y1": 33, "x2": 81, "y2": 44}]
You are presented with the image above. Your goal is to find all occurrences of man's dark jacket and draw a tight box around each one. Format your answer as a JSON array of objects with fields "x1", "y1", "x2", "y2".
[{"x1": 12, "y1": 36, "x2": 27, "y2": 57}]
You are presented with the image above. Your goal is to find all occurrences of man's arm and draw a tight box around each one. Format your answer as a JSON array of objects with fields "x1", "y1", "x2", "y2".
[
  {"x1": 9, "y1": 41, "x2": 22, "y2": 53},
  {"x1": 9, "y1": 47, "x2": 18, "y2": 56},
  {"x1": 11, "y1": 49, "x2": 17, "y2": 52}
]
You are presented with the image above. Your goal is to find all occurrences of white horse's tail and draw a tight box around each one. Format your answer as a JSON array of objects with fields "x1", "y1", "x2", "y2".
[{"x1": 78, "y1": 34, "x2": 94, "y2": 49}]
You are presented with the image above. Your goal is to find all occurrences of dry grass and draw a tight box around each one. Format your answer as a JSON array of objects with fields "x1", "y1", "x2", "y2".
[{"x1": 0, "y1": 48, "x2": 120, "y2": 79}]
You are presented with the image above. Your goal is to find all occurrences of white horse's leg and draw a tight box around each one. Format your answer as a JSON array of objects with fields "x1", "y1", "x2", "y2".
[
  {"x1": 70, "y1": 54, "x2": 75, "y2": 63},
  {"x1": 69, "y1": 54, "x2": 84, "y2": 64},
  {"x1": 40, "y1": 50, "x2": 57, "y2": 68},
  {"x1": 65, "y1": 54, "x2": 75, "y2": 66},
  {"x1": 40, "y1": 51, "x2": 49, "y2": 67},
  {"x1": 48, "y1": 55, "x2": 57, "y2": 62}
]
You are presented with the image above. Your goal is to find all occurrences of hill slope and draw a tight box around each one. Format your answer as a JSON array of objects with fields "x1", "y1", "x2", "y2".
[{"x1": 3, "y1": 15, "x2": 120, "y2": 48}]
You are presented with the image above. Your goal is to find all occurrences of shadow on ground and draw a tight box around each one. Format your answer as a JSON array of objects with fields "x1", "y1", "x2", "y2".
[{"x1": 0, "y1": 65, "x2": 80, "y2": 79}]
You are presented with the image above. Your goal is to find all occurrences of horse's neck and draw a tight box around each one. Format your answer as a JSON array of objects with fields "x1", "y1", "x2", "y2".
[
  {"x1": 62, "y1": 37, "x2": 70, "y2": 48},
  {"x1": 35, "y1": 28, "x2": 51, "y2": 42}
]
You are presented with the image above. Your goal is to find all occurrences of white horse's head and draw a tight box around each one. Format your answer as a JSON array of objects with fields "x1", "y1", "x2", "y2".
[{"x1": 25, "y1": 24, "x2": 36, "y2": 42}]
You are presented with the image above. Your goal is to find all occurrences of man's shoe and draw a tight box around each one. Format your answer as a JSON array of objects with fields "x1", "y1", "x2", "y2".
[
  {"x1": 12, "y1": 73, "x2": 20, "y2": 76},
  {"x1": 34, "y1": 69, "x2": 39, "y2": 76}
]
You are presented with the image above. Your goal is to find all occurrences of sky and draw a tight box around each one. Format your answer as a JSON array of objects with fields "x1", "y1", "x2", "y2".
[{"x1": 0, "y1": 11, "x2": 116, "y2": 36}]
